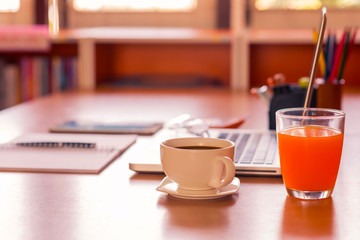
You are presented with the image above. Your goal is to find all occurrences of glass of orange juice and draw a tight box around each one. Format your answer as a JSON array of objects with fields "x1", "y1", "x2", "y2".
[{"x1": 276, "y1": 108, "x2": 345, "y2": 200}]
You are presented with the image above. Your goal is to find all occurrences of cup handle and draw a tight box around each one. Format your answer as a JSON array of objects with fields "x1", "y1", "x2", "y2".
[{"x1": 209, "y1": 156, "x2": 235, "y2": 189}]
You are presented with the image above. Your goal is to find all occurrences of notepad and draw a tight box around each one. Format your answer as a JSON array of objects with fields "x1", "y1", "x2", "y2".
[{"x1": 0, "y1": 133, "x2": 137, "y2": 174}]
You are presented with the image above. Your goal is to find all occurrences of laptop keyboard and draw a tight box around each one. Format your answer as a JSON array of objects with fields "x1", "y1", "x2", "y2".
[{"x1": 216, "y1": 132, "x2": 277, "y2": 165}]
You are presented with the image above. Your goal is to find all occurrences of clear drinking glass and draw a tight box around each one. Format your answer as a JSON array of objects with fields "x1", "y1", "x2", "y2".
[{"x1": 276, "y1": 108, "x2": 345, "y2": 200}]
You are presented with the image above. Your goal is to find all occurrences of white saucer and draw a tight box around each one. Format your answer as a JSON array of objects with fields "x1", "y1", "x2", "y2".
[{"x1": 156, "y1": 177, "x2": 240, "y2": 200}]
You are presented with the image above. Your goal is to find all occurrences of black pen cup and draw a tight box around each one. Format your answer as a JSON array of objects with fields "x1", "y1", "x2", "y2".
[{"x1": 268, "y1": 84, "x2": 317, "y2": 130}]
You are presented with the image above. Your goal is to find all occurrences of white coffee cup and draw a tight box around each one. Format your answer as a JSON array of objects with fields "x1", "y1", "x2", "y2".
[{"x1": 160, "y1": 137, "x2": 235, "y2": 190}]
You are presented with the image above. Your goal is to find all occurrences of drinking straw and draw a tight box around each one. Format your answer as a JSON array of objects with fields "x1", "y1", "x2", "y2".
[
  {"x1": 313, "y1": 29, "x2": 326, "y2": 76},
  {"x1": 337, "y1": 30, "x2": 350, "y2": 81},
  {"x1": 328, "y1": 30, "x2": 347, "y2": 83},
  {"x1": 304, "y1": 7, "x2": 327, "y2": 108}
]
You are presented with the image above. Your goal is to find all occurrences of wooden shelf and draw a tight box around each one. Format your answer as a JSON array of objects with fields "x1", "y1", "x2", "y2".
[
  {"x1": 248, "y1": 29, "x2": 315, "y2": 44},
  {"x1": 50, "y1": 27, "x2": 233, "y2": 91},
  {"x1": 6, "y1": 27, "x2": 358, "y2": 93},
  {"x1": 53, "y1": 27, "x2": 232, "y2": 44}
]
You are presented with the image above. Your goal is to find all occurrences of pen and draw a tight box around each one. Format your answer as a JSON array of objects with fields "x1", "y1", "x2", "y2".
[
  {"x1": 324, "y1": 30, "x2": 334, "y2": 82},
  {"x1": 15, "y1": 142, "x2": 96, "y2": 148},
  {"x1": 328, "y1": 29, "x2": 347, "y2": 83},
  {"x1": 337, "y1": 30, "x2": 350, "y2": 81}
]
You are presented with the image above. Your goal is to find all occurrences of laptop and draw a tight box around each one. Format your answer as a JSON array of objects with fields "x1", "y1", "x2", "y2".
[{"x1": 128, "y1": 128, "x2": 281, "y2": 176}]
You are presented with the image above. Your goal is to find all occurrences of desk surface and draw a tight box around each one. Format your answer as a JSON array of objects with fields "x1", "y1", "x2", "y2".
[{"x1": 0, "y1": 88, "x2": 360, "y2": 240}]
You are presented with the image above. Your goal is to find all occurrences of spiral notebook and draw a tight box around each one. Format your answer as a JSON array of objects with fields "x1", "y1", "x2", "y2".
[{"x1": 0, "y1": 133, "x2": 137, "y2": 173}]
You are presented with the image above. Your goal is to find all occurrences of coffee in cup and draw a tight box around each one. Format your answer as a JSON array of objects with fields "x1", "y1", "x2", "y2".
[{"x1": 160, "y1": 137, "x2": 235, "y2": 190}]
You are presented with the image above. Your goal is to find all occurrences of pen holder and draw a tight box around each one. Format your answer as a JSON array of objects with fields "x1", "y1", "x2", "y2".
[
  {"x1": 268, "y1": 84, "x2": 317, "y2": 130},
  {"x1": 316, "y1": 81, "x2": 343, "y2": 110}
]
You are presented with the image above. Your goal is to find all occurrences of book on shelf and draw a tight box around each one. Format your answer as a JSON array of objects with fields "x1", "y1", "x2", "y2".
[
  {"x1": 0, "y1": 56, "x2": 78, "y2": 110},
  {"x1": 3, "y1": 63, "x2": 21, "y2": 108},
  {"x1": 0, "y1": 60, "x2": 20, "y2": 109}
]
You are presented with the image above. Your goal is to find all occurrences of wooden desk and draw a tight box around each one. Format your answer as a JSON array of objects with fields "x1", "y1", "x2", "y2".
[{"x1": 0, "y1": 88, "x2": 359, "y2": 240}]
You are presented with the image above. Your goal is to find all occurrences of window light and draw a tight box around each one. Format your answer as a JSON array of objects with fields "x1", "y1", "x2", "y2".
[
  {"x1": 0, "y1": 1, "x2": 20, "y2": 12},
  {"x1": 73, "y1": 0, "x2": 197, "y2": 12}
]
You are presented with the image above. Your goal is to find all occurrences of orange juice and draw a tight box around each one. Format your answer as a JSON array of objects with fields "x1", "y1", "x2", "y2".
[{"x1": 278, "y1": 125, "x2": 344, "y2": 191}]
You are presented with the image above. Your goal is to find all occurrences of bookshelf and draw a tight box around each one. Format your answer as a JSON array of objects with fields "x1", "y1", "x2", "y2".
[
  {"x1": 54, "y1": 27, "x2": 233, "y2": 91},
  {"x1": 0, "y1": 26, "x2": 234, "y2": 110},
  {"x1": 59, "y1": 27, "x2": 360, "y2": 92},
  {"x1": 0, "y1": 26, "x2": 78, "y2": 110},
  {"x1": 247, "y1": 29, "x2": 360, "y2": 87},
  {"x1": 0, "y1": 48, "x2": 78, "y2": 109},
  {"x1": 1, "y1": 26, "x2": 359, "y2": 110}
]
